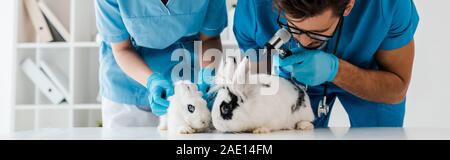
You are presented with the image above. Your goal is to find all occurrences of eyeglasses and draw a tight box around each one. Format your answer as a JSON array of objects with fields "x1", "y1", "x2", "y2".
[{"x1": 277, "y1": 11, "x2": 343, "y2": 50}]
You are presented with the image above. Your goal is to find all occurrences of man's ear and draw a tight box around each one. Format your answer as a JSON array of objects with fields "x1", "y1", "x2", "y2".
[{"x1": 343, "y1": 0, "x2": 355, "y2": 17}]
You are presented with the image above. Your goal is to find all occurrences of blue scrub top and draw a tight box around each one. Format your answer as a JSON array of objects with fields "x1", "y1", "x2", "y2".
[
  {"x1": 234, "y1": 0, "x2": 419, "y2": 95},
  {"x1": 234, "y1": 0, "x2": 419, "y2": 127},
  {"x1": 95, "y1": 0, "x2": 227, "y2": 107}
]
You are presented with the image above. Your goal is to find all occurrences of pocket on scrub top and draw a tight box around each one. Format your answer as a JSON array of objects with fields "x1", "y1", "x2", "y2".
[
  {"x1": 120, "y1": 0, "x2": 207, "y2": 18},
  {"x1": 119, "y1": 0, "x2": 208, "y2": 49}
]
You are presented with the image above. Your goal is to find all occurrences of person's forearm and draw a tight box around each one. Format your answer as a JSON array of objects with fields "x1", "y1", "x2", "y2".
[
  {"x1": 112, "y1": 46, "x2": 152, "y2": 87},
  {"x1": 332, "y1": 59, "x2": 410, "y2": 104},
  {"x1": 199, "y1": 35, "x2": 222, "y2": 68}
]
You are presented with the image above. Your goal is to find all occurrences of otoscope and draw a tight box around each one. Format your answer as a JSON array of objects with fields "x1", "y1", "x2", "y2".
[{"x1": 262, "y1": 28, "x2": 293, "y2": 59}]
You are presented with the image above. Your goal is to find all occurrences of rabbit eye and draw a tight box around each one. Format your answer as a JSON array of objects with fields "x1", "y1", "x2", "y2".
[
  {"x1": 187, "y1": 104, "x2": 195, "y2": 113},
  {"x1": 220, "y1": 102, "x2": 233, "y2": 120},
  {"x1": 220, "y1": 91, "x2": 239, "y2": 120},
  {"x1": 221, "y1": 104, "x2": 231, "y2": 114}
]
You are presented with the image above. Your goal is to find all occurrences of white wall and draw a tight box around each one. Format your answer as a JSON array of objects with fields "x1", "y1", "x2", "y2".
[
  {"x1": 405, "y1": 0, "x2": 450, "y2": 128},
  {"x1": 0, "y1": 0, "x2": 15, "y2": 133},
  {"x1": 329, "y1": 0, "x2": 450, "y2": 128}
]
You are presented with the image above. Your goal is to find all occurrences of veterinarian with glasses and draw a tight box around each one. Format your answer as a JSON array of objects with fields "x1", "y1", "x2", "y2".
[
  {"x1": 95, "y1": 0, "x2": 227, "y2": 128},
  {"x1": 234, "y1": 0, "x2": 419, "y2": 127}
]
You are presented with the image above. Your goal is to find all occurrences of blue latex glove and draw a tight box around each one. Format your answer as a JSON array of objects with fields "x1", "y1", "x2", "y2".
[
  {"x1": 197, "y1": 68, "x2": 215, "y2": 110},
  {"x1": 272, "y1": 55, "x2": 291, "y2": 79},
  {"x1": 146, "y1": 73, "x2": 174, "y2": 116},
  {"x1": 279, "y1": 48, "x2": 339, "y2": 86}
]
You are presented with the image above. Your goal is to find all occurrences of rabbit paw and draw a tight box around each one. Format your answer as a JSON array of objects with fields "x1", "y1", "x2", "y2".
[
  {"x1": 295, "y1": 121, "x2": 314, "y2": 130},
  {"x1": 158, "y1": 116, "x2": 168, "y2": 131},
  {"x1": 177, "y1": 126, "x2": 195, "y2": 134},
  {"x1": 252, "y1": 127, "x2": 271, "y2": 134},
  {"x1": 158, "y1": 124, "x2": 168, "y2": 131}
]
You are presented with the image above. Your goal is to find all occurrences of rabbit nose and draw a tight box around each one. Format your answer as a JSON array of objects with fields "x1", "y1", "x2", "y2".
[{"x1": 201, "y1": 120, "x2": 209, "y2": 126}]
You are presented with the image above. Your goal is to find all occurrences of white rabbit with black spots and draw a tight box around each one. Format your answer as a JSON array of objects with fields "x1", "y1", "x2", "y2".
[
  {"x1": 158, "y1": 80, "x2": 211, "y2": 134},
  {"x1": 209, "y1": 56, "x2": 315, "y2": 134}
]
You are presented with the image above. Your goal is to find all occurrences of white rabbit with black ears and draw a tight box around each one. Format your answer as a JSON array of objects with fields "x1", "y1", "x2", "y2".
[
  {"x1": 209, "y1": 56, "x2": 315, "y2": 134},
  {"x1": 158, "y1": 80, "x2": 211, "y2": 134}
]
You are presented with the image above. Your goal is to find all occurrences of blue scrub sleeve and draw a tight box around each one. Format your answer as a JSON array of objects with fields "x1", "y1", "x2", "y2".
[
  {"x1": 201, "y1": 0, "x2": 228, "y2": 37},
  {"x1": 379, "y1": 0, "x2": 419, "y2": 50},
  {"x1": 233, "y1": 0, "x2": 260, "y2": 61},
  {"x1": 95, "y1": 0, "x2": 130, "y2": 43}
]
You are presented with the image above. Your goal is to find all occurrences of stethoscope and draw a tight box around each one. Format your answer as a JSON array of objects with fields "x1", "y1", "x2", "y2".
[{"x1": 287, "y1": 16, "x2": 345, "y2": 118}]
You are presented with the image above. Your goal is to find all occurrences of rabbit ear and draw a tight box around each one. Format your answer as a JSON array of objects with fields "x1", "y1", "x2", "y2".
[
  {"x1": 186, "y1": 83, "x2": 198, "y2": 94},
  {"x1": 225, "y1": 57, "x2": 238, "y2": 82},
  {"x1": 216, "y1": 56, "x2": 238, "y2": 84},
  {"x1": 214, "y1": 58, "x2": 226, "y2": 83},
  {"x1": 232, "y1": 56, "x2": 250, "y2": 85},
  {"x1": 173, "y1": 80, "x2": 197, "y2": 97},
  {"x1": 196, "y1": 91, "x2": 203, "y2": 97},
  {"x1": 167, "y1": 95, "x2": 175, "y2": 102}
]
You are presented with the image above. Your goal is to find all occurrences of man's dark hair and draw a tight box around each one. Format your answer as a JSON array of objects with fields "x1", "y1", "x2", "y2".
[{"x1": 274, "y1": 0, "x2": 350, "y2": 19}]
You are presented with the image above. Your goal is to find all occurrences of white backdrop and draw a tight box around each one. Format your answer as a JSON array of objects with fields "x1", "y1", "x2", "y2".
[
  {"x1": 404, "y1": 0, "x2": 450, "y2": 128},
  {"x1": 0, "y1": 0, "x2": 14, "y2": 133},
  {"x1": 1, "y1": 0, "x2": 450, "y2": 133}
]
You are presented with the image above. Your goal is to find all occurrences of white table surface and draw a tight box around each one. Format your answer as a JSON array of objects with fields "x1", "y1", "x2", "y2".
[{"x1": 2, "y1": 127, "x2": 450, "y2": 140}]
